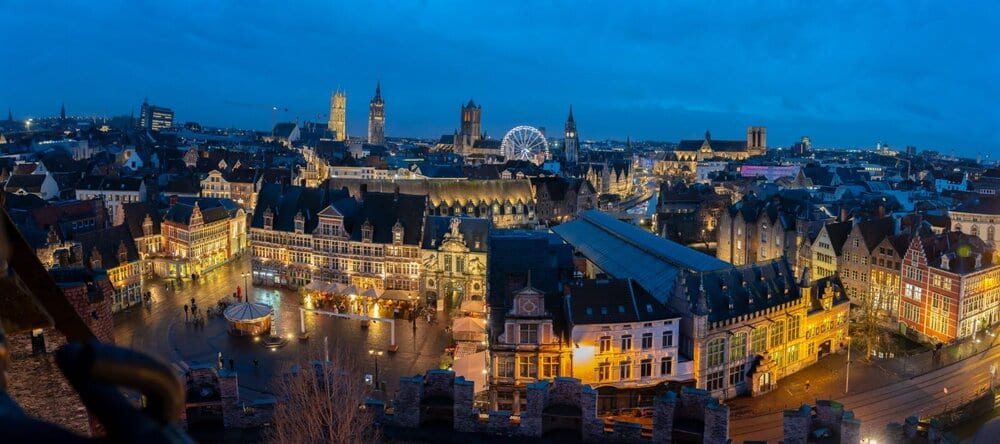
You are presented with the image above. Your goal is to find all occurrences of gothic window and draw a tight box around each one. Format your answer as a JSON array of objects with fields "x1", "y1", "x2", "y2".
[
  {"x1": 729, "y1": 332, "x2": 747, "y2": 361},
  {"x1": 142, "y1": 215, "x2": 153, "y2": 236},
  {"x1": 118, "y1": 242, "x2": 128, "y2": 265},
  {"x1": 972, "y1": 225, "x2": 979, "y2": 237}
]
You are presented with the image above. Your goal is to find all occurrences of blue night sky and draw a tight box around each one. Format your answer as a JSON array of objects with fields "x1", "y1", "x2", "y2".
[{"x1": 1, "y1": 1, "x2": 997, "y2": 156}]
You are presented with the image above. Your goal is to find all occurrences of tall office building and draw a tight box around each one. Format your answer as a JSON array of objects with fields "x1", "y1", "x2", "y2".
[
  {"x1": 564, "y1": 106, "x2": 579, "y2": 163},
  {"x1": 328, "y1": 89, "x2": 347, "y2": 141},
  {"x1": 368, "y1": 82, "x2": 385, "y2": 144},
  {"x1": 137, "y1": 98, "x2": 174, "y2": 131}
]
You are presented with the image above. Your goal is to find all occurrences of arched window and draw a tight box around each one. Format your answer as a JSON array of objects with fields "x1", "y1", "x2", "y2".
[
  {"x1": 972, "y1": 225, "x2": 979, "y2": 237},
  {"x1": 989, "y1": 226, "x2": 995, "y2": 242},
  {"x1": 707, "y1": 338, "x2": 725, "y2": 367}
]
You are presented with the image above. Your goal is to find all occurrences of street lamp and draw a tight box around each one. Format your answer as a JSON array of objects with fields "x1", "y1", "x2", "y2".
[
  {"x1": 845, "y1": 336, "x2": 852, "y2": 394},
  {"x1": 369, "y1": 349, "x2": 384, "y2": 388},
  {"x1": 241, "y1": 271, "x2": 250, "y2": 302}
]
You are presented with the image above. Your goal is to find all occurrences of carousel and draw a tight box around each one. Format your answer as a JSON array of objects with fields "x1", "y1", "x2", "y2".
[{"x1": 223, "y1": 301, "x2": 274, "y2": 336}]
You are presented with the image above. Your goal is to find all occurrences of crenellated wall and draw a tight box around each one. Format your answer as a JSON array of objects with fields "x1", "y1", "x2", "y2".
[{"x1": 378, "y1": 370, "x2": 730, "y2": 443}]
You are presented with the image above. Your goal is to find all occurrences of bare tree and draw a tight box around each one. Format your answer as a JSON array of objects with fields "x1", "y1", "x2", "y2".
[{"x1": 268, "y1": 346, "x2": 379, "y2": 444}]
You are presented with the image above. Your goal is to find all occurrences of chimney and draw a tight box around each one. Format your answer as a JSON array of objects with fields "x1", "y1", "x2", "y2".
[
  {"x1": 940, "y1": 254, "x2": 950, "y2": 270},
  {"x1": 359, "y1": 183, "x2": 368, "y2": 202},
  {"x1": 169, "y1": 194, "x2": 178, "y2": 206},
  {"x1": 975, "y1": 253, "x2": 983, "y2": 269},
  {"x1": 840, "y1": 206, "x2": 849, "y2": 223},
  {"x1": 878, "y1": 204, "x2": 886, "y2": 219}
]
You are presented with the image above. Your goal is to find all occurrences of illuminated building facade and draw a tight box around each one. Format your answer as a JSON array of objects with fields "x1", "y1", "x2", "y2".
[
  {"x1": 328, "y1": 89, "x2": 347, "y2": 141},
  {"x1": 251, "y1": 184, "x2": 425, "y2": 299},
  {"x1": 76, "y1": 225, "x2": 142, "y2": 313},
  {"x1": 457, "y1": 99, "x2": 482, "y2": 156},
  {"x1": 564, "y1": 278, "x2": 689, "y2": 412},
  {"x1": 553, "y1": 210, "x2": 848, "y2": 400},
  {"x1": 489, "y1": 283, "x2": 572, "y2": 414},
  {"x1": 681, "y1": 265, "x2": 850, "y2": 399},
  {"x1": 530, "y1": 176, "x2": 596, "y2": 225},
  {"x1": 950, "y1": 197, "x2": 1000, "y2": 247},
  {"x1": 200, "y1": 169, "x2": 259, "y2": 211},
  {"x1": 159, "y1": 198, "x2": 246, "y2": 279},
  {"x1": 368, "y1": 82, "x2": 385, "y2": 144},
  {"x1": 420, "y1": 216, "x2": 488, "y2": 310},
  {"x1": 899, "y1": 231, "x2": 1000, "y2": 343},
  {"x1": 837, "y1": 217, "x2": 896, "y2": 304},
  {"x1": 810, "y1": 220, "x2": 852, "y2": 280}
]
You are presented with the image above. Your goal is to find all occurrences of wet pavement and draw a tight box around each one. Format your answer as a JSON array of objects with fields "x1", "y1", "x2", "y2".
[{"x1": 113, "y1": 255, "x2": 453, "y2": 400}]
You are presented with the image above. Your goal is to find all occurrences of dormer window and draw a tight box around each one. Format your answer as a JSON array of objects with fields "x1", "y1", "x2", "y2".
[
  {"x1": 392, "y1": 221, "x2": 404, "y2": 245},
  {"x1": 90, "y1": 246, "x2": 102, "y2": 270},
  {"x1": 263, "y1": 208, "x2": 274, "y2": 230},
  {"x1": 142, "y1": 215, "x2": 153, "y2": 236},
  {"x1": 117, "y1": 242, "x2": 128, "y2": 265},
  {"x1": 362, "y1": 221, "x2": 374, "y2": 243},
  {"x1": 294, "y1": 212, "x2": 305, "y2": 234}
]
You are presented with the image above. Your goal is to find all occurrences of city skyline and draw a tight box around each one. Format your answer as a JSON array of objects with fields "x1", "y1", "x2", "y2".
[{"x1": 1, "y1": 1, "x2": 997, "y2": 155}]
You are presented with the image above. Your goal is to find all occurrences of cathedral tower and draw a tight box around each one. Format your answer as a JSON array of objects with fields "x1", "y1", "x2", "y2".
[
  {"x1": 328, "y1": 89, "x2": 347, "y2": 141},
  {"x1": 368, "y1": 82, "x2": 385, "y2": 144},
  {"x1": 747, "y1": 126, "x2": 767, "y2": 155},
  {"x1": 564, "y1": 106, "x2": 579, "y2": 164},
  {"x1": 458, "y1": 99, "x2": 482, "y2": 153}
]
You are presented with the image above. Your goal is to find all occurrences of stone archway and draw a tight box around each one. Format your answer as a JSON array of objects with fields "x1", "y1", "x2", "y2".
[{"x1": 542, "y1": 403, "x2": 582, "y2": 441}]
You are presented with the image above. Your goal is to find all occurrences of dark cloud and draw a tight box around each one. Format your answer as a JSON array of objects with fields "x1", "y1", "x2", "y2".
[{"x1": 0, "y1": 0, "x2": 996, "y2": 155}]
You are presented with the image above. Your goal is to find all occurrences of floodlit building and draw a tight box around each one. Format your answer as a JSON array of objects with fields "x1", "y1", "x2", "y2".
[{"x1": 158, "y1": 198, "x2": 246, "y2": 279}]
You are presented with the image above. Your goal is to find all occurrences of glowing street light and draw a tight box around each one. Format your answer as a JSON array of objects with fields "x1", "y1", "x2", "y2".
[
  {"x1": 369, "y1": 349, "x2": 384, "y2": 387},
  {"x1": 845, "y1": 336, "x2": 852, "y2": 394}
]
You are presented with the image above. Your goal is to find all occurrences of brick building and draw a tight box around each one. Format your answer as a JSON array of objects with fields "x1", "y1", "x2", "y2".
[{"x1": 899, "y1": 231, "x2": 1000, "y2": 343}]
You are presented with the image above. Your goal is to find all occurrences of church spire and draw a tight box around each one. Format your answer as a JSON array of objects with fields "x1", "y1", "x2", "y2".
[
  {"x1": 567, "y1": 105, "x2": 574, "y2": 123},
  {"x1": 374, "y1": 81, "x2": 381, "y2": 100},
  {"x1": 60, "y1": 103, "x2": 66, "y2": 120},
  {"x1": 6, "y1": 108, "x2": 11, "y2": 122}
]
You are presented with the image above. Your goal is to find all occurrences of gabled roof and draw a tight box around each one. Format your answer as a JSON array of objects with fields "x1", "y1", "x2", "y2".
[
  {"x1": 76, "y1": 225, "x2": 139, "y2": 269},
  {"x1": 76, "y1": 175, "x2": 144, "y2": 192},
  {"x1": 822, "y1": 221, "x2": 853, "y2": 255},
  {"x1": 272, "y1": 122, "x2": 297, "y2": 139},
  {"x1": 565, "y1": 278, "x2": 675, "y2": 325},
  {"x1": 855, "y1": 217, "x2": 896, "y2": 252},
  {"x1": 122, "y1": 201, "x2": 162, "y2": 237},
  {"x1": 164, "y1": 198, "x2": 239, "y2": 225},
  {"x1": 4, "y1": 174, "x2": 47, "y2": 192},
  {"x1": 953, "y1": 196, "x2": 1000, "y2": 215}
]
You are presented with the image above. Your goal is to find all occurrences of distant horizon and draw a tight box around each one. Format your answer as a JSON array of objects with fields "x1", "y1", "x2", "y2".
[{"x1": 2, "y1": 1, "x2": 996, "y2": 157}]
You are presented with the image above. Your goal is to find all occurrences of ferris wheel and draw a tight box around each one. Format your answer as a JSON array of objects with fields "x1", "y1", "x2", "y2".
[{"x1": 501, "y1": 125, "x2": 550, "y2": 165}]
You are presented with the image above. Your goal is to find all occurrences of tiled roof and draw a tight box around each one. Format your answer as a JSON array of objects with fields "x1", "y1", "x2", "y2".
[
  {"x1": 76, "y1": 225, "x2": 139, "y2": 269},
  {"x1": 565, "y1": 278, "x2": 674, "y2": 325},
  {"x1": 345, "y1": 192, "x2": 426, "y2": 245},
  {"x1": 251, "y1": 184, "x2": 338, "y2": 233},
  {"x1": 122, "y1": 201, "x2": 162, "y2": 237},
  {"x1": 164, "y1": 198, "x2": 239, "y2": 225},
  {"x1": 953, "y1": 197, "x2": 1000, "y2": 215},
  {"x1": 4, "y1": 174, "x2": 46, "y2": 192},
  {"x1": 76, "y1": 175, "x2": 144, "y2": 192},
  {"x1": 680, "y1": 259, "x2": 819, "y2": 323}
]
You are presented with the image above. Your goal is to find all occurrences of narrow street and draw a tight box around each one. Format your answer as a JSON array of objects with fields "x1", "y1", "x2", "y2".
[
  {"x1": 113, "y1": 255, "x2": 453, "y2": 400},
  {"x1": 730, "y1": 334, "x2": 1000, "y2": 442}
]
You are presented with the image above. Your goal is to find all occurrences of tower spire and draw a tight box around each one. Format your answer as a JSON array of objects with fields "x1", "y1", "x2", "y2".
[
  {"x1": 375, "y1": 81, "x2": 381, "y2": 99},
  {"x1": 7, "y1": 108, "x2": 11, "y2": 122},
  {"x1": 567, "y1": 105, "x2": 574, "y2": 122},
  {"x1": 60, "y1": 103, "x2": 66, "y2": 121}
]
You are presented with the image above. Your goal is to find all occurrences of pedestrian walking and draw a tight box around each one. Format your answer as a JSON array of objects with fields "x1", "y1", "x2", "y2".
[
  {"x1": 183, "y1": 304, "x2": 189, "y2": 322},
  {"x1": 217, "y1": 352, "x2": 223, "y2": 369},
  {"x1": 805, "y1": 380, "x2": 810, "y2": 391}
]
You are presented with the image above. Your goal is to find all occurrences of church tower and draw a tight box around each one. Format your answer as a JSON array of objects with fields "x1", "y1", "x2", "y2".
[
  {"x1": 746, "y1": 126, "x2": 767, "y2": 155},
  {"x1": 60, "y1": 103, "x2": 66, "y2": 121},
  {"x1": 563, "y1": 106, "x2": 579, "y2": 164},
  {"x1": 459, "y1": 99, "x2": 482, "y2": 154},
  {"x1": 367, "y1": 82, "x2": 385, "y2": 144},
  {"x1": 328, "y1": 89, "x2": 347, "y2": 141}
]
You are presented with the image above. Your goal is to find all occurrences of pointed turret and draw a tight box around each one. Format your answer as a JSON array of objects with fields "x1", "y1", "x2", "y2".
[{"x1": 567, "y1": 105, "x2": 575, "y2": 123}]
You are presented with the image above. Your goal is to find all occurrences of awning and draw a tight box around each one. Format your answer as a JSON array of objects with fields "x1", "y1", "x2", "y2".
[
  {"x1": 459, "y1": 299, "x2": 486, "y2": 314},
  {"x1": 342, "y1": 285, "x2": 359, "y2": 296},
  {"x1": 361, "y1": 287, "x2": 382, "y2": 299}
]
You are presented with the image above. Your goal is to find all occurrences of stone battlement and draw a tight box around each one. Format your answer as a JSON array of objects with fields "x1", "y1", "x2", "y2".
[{"x1": 370, "y1": 370, "x2": 730, "y2": 443}]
